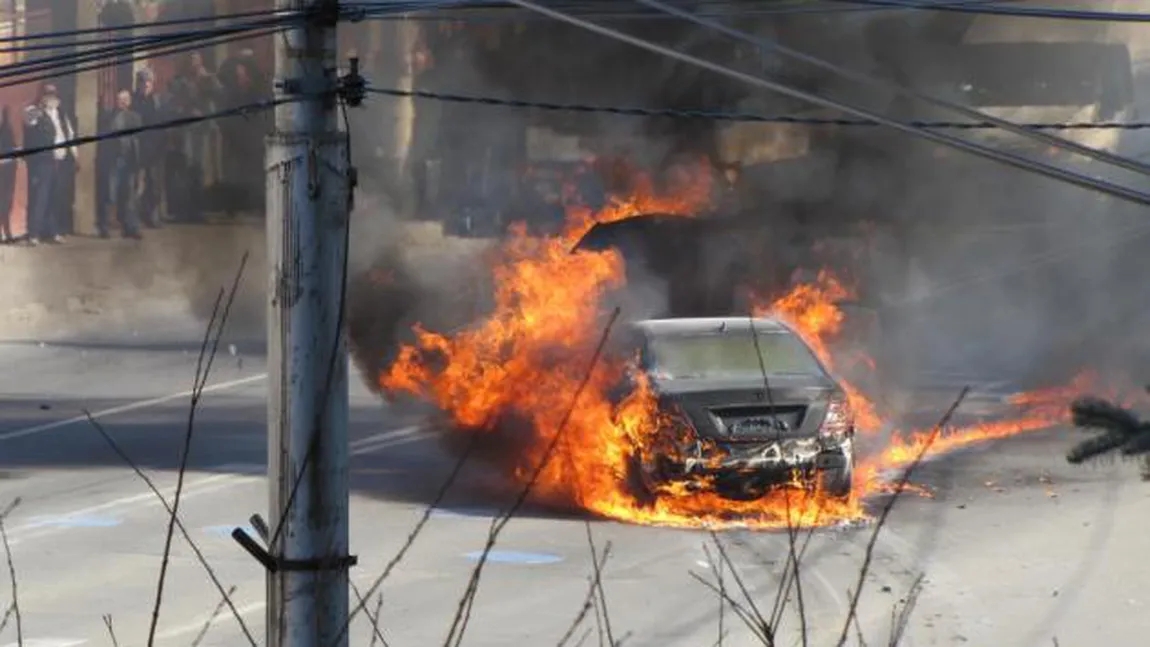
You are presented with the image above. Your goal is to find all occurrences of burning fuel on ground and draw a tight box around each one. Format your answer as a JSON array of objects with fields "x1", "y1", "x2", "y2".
[{"x1": 378, "y1": 162, "x2": 1110, "y2": 530}]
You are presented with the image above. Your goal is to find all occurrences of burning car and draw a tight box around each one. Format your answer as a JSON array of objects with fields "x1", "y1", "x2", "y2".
[{"x1": 616, "y1": 316, "x2": 856, "y2": 504}]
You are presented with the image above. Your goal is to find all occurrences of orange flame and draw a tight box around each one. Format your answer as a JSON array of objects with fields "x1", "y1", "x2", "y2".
[{"x1": 380, "y1": 160, "x2": 1095, "y2": 529}]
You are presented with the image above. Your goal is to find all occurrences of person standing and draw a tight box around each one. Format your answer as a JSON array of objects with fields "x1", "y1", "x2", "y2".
[
  {"x1": 23, "y1": 84, "x2": 77, "y2": 246},
  {"x1": 133, "y1": 68, "x2": 165, "y2": 228},
  {"x1": 101, "y1": 89, "x2": 142, "y2": 239},
  {"x1": 166, "y1": 52, "x2": 220, "y2": 223},
  {"x1": 0, "y1": 106, "x2": 16, "y2": 244}
]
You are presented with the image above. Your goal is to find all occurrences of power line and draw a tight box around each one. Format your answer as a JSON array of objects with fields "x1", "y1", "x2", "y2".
[
  {"x1": 834, "y1": 0, "x2": 1150, "y2": 22},
  {"x1": 0, "y1": 94, "x2": 310, "y2": 163},
  {"x1": 366, "y1": 85, "x2": 1150, "y2": 131},
  {"x1": 0, "y1": 23, "x2": 289, "y2": 100},
  {"x1": 0, "y1": 16, "x2": 298, "y2": 85},
  {"x1": 502, "y1": 0, "x2": 1150, "y2": 208},
  {"x1": 348, "y1": 0, "x2": 1018, "y2": 21},
  {"x1": 633, "y1": 0, "x2": 1150, "y2": 176},
  {"x1": 0, "y1": 6, "x2": 303, "y2": 45}
]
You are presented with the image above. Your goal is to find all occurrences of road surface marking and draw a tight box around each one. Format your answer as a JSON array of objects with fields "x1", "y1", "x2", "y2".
[
  {"x1": 25, "y1": 514, "x2": 122, "y2": 529},
  {"x1": 3, "y1": 425, "x2": 427, "y2": 548},
  {"x1": 156, "y1": 600, "x2": 266, "y2": 641},
  {"x1": 0, "y1": 373, "x2": 268, "y2": 442},
  {"x1": 1, "y1": 641, "x2": 86, "y2": 647},
  {"x1": 7, "y1": 469, "x2": 259, "y2": 547}
]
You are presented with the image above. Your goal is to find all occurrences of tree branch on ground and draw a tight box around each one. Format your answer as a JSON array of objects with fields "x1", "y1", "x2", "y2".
[{"x1": 1067, "y1": 395, "x2": 1150, "y2": 464}]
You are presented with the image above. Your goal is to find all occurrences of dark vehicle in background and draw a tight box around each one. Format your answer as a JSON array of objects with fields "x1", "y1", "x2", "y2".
[{"x1": 616, "y1": 317, "x2": 856, "y2": 502}]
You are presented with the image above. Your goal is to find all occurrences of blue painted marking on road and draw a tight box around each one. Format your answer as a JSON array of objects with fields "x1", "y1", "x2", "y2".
[
  {"x1": 204, "y1": 524, "x2": 256, "y2": 538},
  {"x1": 26, "y1": 515, "x2": 121, "y2": 529},
  {"x1": 465, "y1": 550, "x2": 563, "y2": 565}
]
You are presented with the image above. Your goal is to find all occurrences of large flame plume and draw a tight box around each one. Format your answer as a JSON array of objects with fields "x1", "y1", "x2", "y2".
[{"x1": 381, "y1": 160, "x2": 1088, "y2": 529}]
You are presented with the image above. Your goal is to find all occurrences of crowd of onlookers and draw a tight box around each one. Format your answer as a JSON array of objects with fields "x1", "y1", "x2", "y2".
[{"x1": 0, "y1": 48, "x2": 269, "y2": 246}]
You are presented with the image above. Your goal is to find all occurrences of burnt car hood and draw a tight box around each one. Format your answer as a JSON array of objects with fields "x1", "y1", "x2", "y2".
[{"x1": 652, "y1": 372, "x2": 839, "y2": 441}]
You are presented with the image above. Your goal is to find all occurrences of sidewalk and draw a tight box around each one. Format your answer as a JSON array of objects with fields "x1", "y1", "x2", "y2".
[
  {"x1": 0, "y1": 216, "x2": 489, "y2": 342},
  {"x1": 0, "y1": 220, "x2": 266, "y2": 340}
]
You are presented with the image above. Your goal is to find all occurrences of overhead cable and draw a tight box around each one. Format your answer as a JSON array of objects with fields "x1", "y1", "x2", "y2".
[
  {"x1": 835, "y1": 0, "x2": 1150, "y2": 22},
  {"x1": 366, "y1": 85, "x2": 1150, "y2": 131},
  {"x1": 0, "y1": 95, "x2": 309, "y2": 163},
  {"x1": 348, "y1": 0, "x2": 1017, "y2": 20},
  {"x1": 634, "y1": 0, "x2": 1150, "y2": 177},
  {"x1": 501, "y1": 0, "x2": 1150, "y2": 208},
  {"x1": 0, "y1": 16, "x2": 299, "y2": 84},
  {"x1": 0, "y1": 6, "x2": 304, "y2": 45}
]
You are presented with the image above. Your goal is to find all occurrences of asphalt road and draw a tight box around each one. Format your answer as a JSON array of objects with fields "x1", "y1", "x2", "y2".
[{"x1": 0, "y1": 336, "x2": 1148, "y2": 647}]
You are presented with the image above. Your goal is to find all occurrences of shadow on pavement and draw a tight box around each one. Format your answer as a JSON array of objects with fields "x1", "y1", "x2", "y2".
[{"x1": 0, "y1": 395, "x2": 582, "y2": 522}]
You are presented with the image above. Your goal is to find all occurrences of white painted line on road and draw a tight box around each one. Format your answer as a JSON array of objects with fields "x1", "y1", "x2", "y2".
[
  {"x1": 1, "y1": 640, "x2": 86, "y2": 647},
  {"x1": 2, "y1": 424, "x2": 429, "y2": 549},
  {"x1": 156, "y1": 600, "x2": 266, "y2": 641},
  {"x1": 0, "y1": 373, "x2": 269, "y2": 442}
]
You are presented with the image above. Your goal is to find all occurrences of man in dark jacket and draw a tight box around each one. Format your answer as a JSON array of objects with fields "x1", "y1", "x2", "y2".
[
  {"x1": 23, "y1": 83, "x2": 77, "y2": 245},
  {"x1": 101, "y1": 89, "x2": 142, "y2": 239},
  {"x1": 133, "y1": 69, "x2": 164, "y2": 228}
]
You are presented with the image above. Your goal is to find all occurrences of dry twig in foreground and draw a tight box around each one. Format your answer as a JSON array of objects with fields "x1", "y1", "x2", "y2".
[
  {"x1": 102, "y1": 614, "x2": 119, "y2": 647},
  {"x1": 443, "y1": 307, "x2": 622, "y2": 647},
  {"x1": 835, "y1": 386, "x2": 969, "y2": 647},
  {"x1": 83, "y1": 412, "x2": 256, "y2": 645},
  {"x1": 146, "y1": 252, "x2": 248, "y2": 647},
  {"x1": 557, "y1": 537, "x2": 613, "y2": 647},
  {"x1": 191, "y1": 585, "x2": 238, "y2": 647},
  {"x1": 0, "y1": 498, "x2": 20, "y2": 647},
  {"x1": 887, "y1": 573, "x2": 924, "y2": 647}
]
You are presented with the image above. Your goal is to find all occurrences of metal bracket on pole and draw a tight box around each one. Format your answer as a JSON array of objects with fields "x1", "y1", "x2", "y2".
[{"x1": 231, "y1": 521, "x2": 359, "y2": 575}]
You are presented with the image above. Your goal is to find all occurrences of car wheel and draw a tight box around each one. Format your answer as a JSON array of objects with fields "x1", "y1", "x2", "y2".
[
  {"x1": 624, "y1": 451, "x2": 662, "y2": 507},
  {"x1": 816, "y1": 451, "x2": 854, "y2": 500}
]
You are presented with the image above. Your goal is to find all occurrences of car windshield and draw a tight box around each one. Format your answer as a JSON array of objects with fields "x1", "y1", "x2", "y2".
[{"x1": 646, "y1": 330, "x2": 825, "y2": 379}]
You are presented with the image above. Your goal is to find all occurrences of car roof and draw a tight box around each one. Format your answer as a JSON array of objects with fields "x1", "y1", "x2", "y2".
[{"x1": 629, "y1": 316, "x2": 793, "y2": 337}]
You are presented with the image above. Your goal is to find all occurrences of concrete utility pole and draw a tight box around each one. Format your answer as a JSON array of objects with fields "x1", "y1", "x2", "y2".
[{"x1": 266, "y1": 0, "x2": 352, "y2": 645}]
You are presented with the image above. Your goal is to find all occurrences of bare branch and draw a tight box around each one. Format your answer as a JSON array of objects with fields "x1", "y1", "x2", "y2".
[
  {"x1": 0, "y1": 498, "x2": 21, "y2": 647},
  {"x1": 103, "y1": 614, "x2": 119, "y2": 647},
  {"x1": 443, "y1": 307, "x2": 622, "y2": 647},
  {"x1": 336, "y1": 431, "x2": 480, "y2": 645},
  {"x1": 557, "y1": 541, "x2": 613, "y2": 647},
  {"x1": 708, "y1": 532, "x2": 773, "y2": 643},
  {"x1": 369, "y1": 593, "x2": 386, "y2": 647},
  {"x1": 147, "y1": 252, "x2": 248, "y2": 647},
  {"x1": 888, "y1": 574, "x2": 924, "y2": 647},
  {"x1": 584, "y1": 522, "x2": 615, "y2": 646},
  {"x1": 0, "y1": 602, "x2": 14, "y2": 635},
  {"x1": 191, "y1": 586, "x2": 237, "y2": 647},
  {"x1": 836, "y1": 387, "x2": 969, "y2": 647},
  {"x1": 83, "y1": 412, "x2": 257, "y2": 646},
  {"x1": 352, "y1": 580, "x2": 390, "y2": 647},
  {"x1": 688, "y1": 570, "x2": 771, "y2": 644}
]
